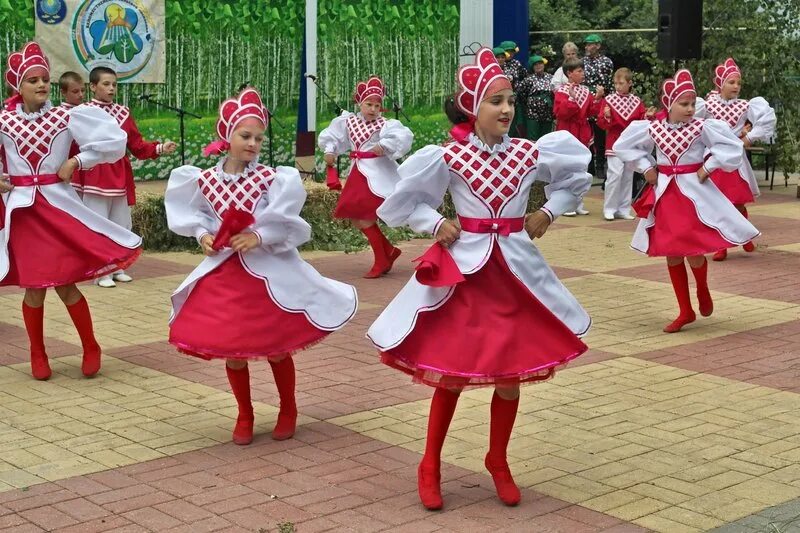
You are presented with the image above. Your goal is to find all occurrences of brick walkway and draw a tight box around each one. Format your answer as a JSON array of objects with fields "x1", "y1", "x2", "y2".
[{"x1": 0, "y1": 184, "x2": 798, "y2": 532}]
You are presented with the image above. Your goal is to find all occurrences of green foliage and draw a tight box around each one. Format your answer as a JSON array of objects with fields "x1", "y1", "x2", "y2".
[{"x1": 530, "y1": 0, "x2": 800, "y2": 175}]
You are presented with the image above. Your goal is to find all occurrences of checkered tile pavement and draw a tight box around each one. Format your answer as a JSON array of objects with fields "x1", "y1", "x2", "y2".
[{"x1": 0, "y1": 183, "x2": 798, "y2": 532}]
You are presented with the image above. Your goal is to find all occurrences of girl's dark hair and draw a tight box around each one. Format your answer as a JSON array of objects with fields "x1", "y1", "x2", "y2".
[{"x1": 444, "y1": 94, "x2": 469, "y2": 125}]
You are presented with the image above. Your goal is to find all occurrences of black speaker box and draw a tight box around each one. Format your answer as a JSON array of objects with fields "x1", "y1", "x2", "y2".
[{"x1": 657, "y1": 0, "x2": 703, "y2": 60}]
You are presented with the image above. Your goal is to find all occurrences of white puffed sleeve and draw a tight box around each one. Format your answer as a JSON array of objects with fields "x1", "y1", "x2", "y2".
[
  {"x1": 694, "y1": 96, "x2": 707, "y2": 119},
  {"x1": 534, "y1": 131, "x2": 592, "y2": 219},
  {"x1": 165, "y1": 165, "x2": 216, "y2": 243},
  {"x1": 612, "y1": 120, "x2": 657, "y2": 174},
  {"x1": 252, "y1": 166, "x2": 312, "y2": 254},
  {"x1": 317, "y1": 111, "x2": 352, "y2": 155},
  {"x1": 67, "y1": 104, "x2": 127, "y2": 170},
  {"x1": 701, "y1": 119, "x2": 744, "y2": 173},
  {"x1": 376, "y1": 145, "x2": 449, "y2": 235},
  {"x1": 378, "y1": 119, "x2": 413, "y2": 160},
  {"x1": 745, "y1": 97, "x2": 776, "y2": 143}
]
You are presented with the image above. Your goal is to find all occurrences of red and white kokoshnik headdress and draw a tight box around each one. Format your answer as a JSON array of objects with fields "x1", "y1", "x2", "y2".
[
  {"x1": 661, "y1": 69, "x2": 696, "y2": 110},
  {"x1": 353, "y1": 76, "x2": 385, "y2": 104},
  {"x1": 203, "y1": 88, "x2": 269, "y2": 156},
  {"x1": 455, "y1": 47, "x2": 512, "y2": 120},
  {"x1": 5, "y1": 41, "x2": 50, "y2": 92},
  {"x1": 714, "y1": 57, "x2": 741, "y2": 89}
]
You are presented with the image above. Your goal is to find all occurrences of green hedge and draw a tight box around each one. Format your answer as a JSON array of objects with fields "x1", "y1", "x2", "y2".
[{"x1": 131, "y1": 182, "x2": 547, "y2": 253}]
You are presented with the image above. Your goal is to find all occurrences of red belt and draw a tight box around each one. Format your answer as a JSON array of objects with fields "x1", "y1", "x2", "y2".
[
  {"x1": 657, "y1": 163, "x2": 703, "y2": 176},
  {"x1": 9, "y1": 174, "x2": 61, "y2": 186},
  {"x1": 457, "y1": 215, "x2": 524, "y2": 236},
  {"x1": 349, "y1": 151, "x2": 380, "y2": 160}
]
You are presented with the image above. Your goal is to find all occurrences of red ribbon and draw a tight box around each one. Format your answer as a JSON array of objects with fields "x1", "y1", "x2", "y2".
[
  {"x1": 9, "y1": 174, "x2": 61, "y2": 186},
  {"x1": 632, "y1": 184, "x2": 656, "y2": 218},
  {"x1": 3, "y1": 93, "x2": 22, "y2": 112},
  {"x1": 457, "y1": 215, "x2": 525, "y2": 236},
  {"x1": 448, "y1": 117, "x2": 476, "y2": 142},
  {"x1": 202, "y1": 139, "x2": 231, "y2": 157},
  {"x1": 412, "y1": 242, "x2": 466, "y2": 287},
  {"x1": 211, "y1": 207, "x2": 255, "y2": 251},
  {"x1": 325, "y1": 166, "x2": 342, "y2": 190}
]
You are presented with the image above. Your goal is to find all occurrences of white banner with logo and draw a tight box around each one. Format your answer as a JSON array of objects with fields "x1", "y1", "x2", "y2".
[{"x1": 34, "y1": 0, "x2": 166, "y2": 83}]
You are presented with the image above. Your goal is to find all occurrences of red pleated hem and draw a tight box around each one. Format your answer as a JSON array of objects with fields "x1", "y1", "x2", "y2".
[
  {"x1": 333, "y1": 165, "x2": 383, "y2": 221},
  {"x1": 378, "y1": 246, "x2": 588, "y2": 389},
  {"x1": 646, "y1": 179, "x2": 738, "y2": 257},
  {"x1": 380, "y1": 348, "x2": 585, "y2": 390},
  {"x1": 0, "y1": 193, "x2": 142, "y2": 288},
  {"x1": 169, "y1": 255, "x2": 329, "y2": 361},
  {"x1": 709, "y1": 169, "x2": 755, "y2": 205}
]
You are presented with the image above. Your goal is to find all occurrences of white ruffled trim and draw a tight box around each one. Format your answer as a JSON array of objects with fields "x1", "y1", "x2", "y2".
[
  {"x1": 468, "y1": 132, "x2": 512, "y2": 154},
  {"x1": 215, "y1": 158, "x2": 261, "y2": 181},
  {"x1": 15, "y1": 100, "x2": 53, "y2": 120},
  {"x1": 665, "y1": 120, "x2": 690, "y2": 130},
  {"x1": 356, "y1": 112, "x2": 383, "y2": 123}
]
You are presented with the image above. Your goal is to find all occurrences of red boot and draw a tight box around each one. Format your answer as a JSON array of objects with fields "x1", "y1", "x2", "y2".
[
  {"x1": 738, "y1": 206, "x2": 756, "y2": 252},
  {"x1": 664, "y1": 262, "x2": 696, "y2": 333},
  {"x1": 65, "y1": 296, "x2": 102, "y2": 377},
  {"x1": 380, "y1": 231, "x2": 402, "y2": 273},
  {"x1": 691, "y1": 258, "x2": 713, "y2": 317},
  {"x1": 485, "y1": 391, "x2": 521, "y2": 506},
  {"x1": 712, "y1": 249, "x2": 727, "y2": 261},
  {"x1": 418, "y1": 388, "x2": 460, "y2": 510},
  {"x1": 226, "y1": 364, "x2": 254, "y2": 445},
  {"x1": 269, "y1": 357, "x2": 297, "y2": 440},
  {"x1": 361, "y1": 224, "x2": 392, "y2": 278},
  {"x1": 22, "y1": 302, "x2": 51, "y2": 380}
]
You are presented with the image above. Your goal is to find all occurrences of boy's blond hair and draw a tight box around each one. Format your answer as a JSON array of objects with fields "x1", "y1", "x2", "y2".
[{"x1": 614, "y1": 67, "x2": 633, "y2": 82}]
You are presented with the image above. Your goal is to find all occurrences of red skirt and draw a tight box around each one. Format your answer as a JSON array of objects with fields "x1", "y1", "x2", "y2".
[
  {"x1": 381, "y1": 247, "x2": 588, "y2": 389},
  {"x1": 333, "y1": 164, "x2": 383, "y2": 221},
  {"x1": 646, "y1": 179, "x2": 733, "y2": 257},
  {"x1": 1, "y1": 193, "x2": 141, "y2": 288},
  {"x1": 709, "y1": 168, "x2": 755, "y2": 205},
  {"x1": 169, "y1": 255, "x2": 328, "y2": 360}
]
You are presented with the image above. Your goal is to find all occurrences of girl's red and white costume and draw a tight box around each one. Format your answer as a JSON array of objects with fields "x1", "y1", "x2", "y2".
[
  {"x1": 596, "y1": 92, "x2": 646, "y2": 218},
  {"x1": 368, "y1": 51, "x2": 591, "y2": 389},
  {"x1": 698, "y1": 58, "x2": 776, "y2": 205},
  {"x1": 166, "y1": 90, "x2": 357, "y2": 360},
  {"x1": 318, "y1": 79, "x2": 413, "y2": 221},
  {"x1": 0, "y1": 49, "x2": 141, "y2": 288},
  {"x1": 614, "y1": 75, "x2": 760, "y2": 257}
]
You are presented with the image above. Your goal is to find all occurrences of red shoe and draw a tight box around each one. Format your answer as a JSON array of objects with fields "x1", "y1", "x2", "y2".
[
  {"x1": 663, "y1": 311, "x2": 696, "y2": 333},
  {"x1": 712, "y1": 249, "x2": 727, "y2": 261},
  {"x1": 271, "y1": 407, "x2": 297, "y2": 440},
  {"x1": 484, "y1": 454, "x2": 521, "y2": 506},
  {"x1": 31, "y1": 350, "x2": 52, "y2": 381},
  {"x1": 232, "y1": 415, "x2": 254, "y2": 445},
  {"x1": 81, "y1": 343, "x2": 102, "y2": 377},
  {"x1": 743, "y1": 241, "x2": 755, "y2": 252},
  {"x1": 364, "y1": 262, "x2": 389, "y2": 279},
  {"x1": 418, "y1": 463, "x2": 443, "y2": 510},
  {"x1": 383, "y1": 247, "x2": 402, "y2": 274}
]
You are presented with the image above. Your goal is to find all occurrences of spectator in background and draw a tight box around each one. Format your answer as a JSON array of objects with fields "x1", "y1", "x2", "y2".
[
  {"x1": 582, "y1": 34, "x2": 614, "y2": 181},
  {"x1": 498, "y1": 41, "x2": 527, "y2": 137},
  {"x1": 551, "y1": 41, "x2": 580, "y2": 90},
  {"x1": 516, "y1": 55, "x2": 554, "y2": 141}
]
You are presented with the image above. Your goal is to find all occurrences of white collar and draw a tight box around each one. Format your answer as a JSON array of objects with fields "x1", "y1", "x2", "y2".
[
  {"x1": 356, "y1": 112, "x2": 383, "y2": 123},
  {"x1": 468, "y1": 133, "x2": 511, "y2": 154},
  {"x1": 91, "y1": 99, "x2": 113, "y2": 106},
  {"x1": 215, "y1": 158, "x2": 259, "y2": 181},
  {"x1": 15, "y1": 100, "x2": 53, "y2": 120},
  {"x1": 665, "y1": 119, "x2": 691, "y2": 130},
  {"x1": 717, "y1": 96, "x2": 740, "y2": 105}
]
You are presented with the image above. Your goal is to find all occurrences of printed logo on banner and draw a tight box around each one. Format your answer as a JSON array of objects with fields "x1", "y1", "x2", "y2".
[
  {"x1": 72, "y1": 0, "x2": 157, "y2": 81},
  {"x1": 35, "y1": 0, "x2": 68, "y2": 24}
]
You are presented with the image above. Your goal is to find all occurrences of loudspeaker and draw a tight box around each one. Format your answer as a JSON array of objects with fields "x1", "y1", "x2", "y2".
[{"x1": 657, "y1": 0, "x2": 703, "y2": 60}]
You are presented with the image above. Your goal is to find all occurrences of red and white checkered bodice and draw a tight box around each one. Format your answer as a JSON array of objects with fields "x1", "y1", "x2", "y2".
[
  {"x1": 346, "y1": 115, "x2": 385, "y2": 151},
  {"x1": 648, "y1": 119, "x2": 704, "y2": 166},
  {"x1": 198, "y1": 164, "x2": 275, "y2": 218},
  {"x1": 556, "y1": 83, "x2": 590, "y2": 108},
  {"x1": 0, "y1": 106, "x2": 70, "y2": 174},
  {"x1": 705, "y1": 98, "x2": 749, "y2": 129},
  {"x1": 442, "y1": 138, "x2": 538, "y2": 215},
  {"x1": 606, "y1": 93, "x2": 643, "y2": 121},
  {"x1": 87, "y1": 101, "x2": 130, "y2": 126}
]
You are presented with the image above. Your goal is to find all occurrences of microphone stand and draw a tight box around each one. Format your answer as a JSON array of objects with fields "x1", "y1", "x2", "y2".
[
  {"x1": 384, "y1": 92, "x2": 411, "y2": 123},
  {"x1": 266, "y1": 108, "x2": 286, "y2": 168},
  {"x1": 139, "y1": 95, "x2": 201, "y2": 165},
  {"x1": 306, "y1": 75, "x2": 347, "y2": 179}
]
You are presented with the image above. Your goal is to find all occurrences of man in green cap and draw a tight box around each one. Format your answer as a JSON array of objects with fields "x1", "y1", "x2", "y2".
[
  {"x1": 583, "y1": 33, "x2": 613, "y2": 181},
  {"x1": 516, "y1": 55, "x2": 553, "y2": 141},
  {"x1": 497, "y1": 41, "x2": 527, "y2": 136}
]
